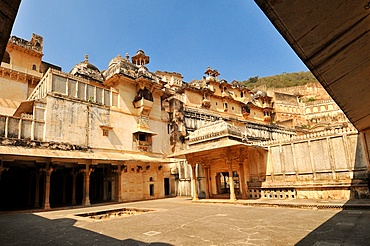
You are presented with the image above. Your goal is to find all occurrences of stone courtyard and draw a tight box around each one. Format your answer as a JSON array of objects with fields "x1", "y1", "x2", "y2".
[{"x1": 1, "y1": 197, "x2": 369, "y2": 246}]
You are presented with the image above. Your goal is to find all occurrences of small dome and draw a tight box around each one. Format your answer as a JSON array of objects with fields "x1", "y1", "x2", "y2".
[
  {"x1": 132, "y1": 49, "x2": 150, "y2": 66},
  {"x1": 136, "y1": 49, "x2": 145, "y2": 55},
  {"x1": 70, "y1": 55, "x2": 104, "y2": 83}
]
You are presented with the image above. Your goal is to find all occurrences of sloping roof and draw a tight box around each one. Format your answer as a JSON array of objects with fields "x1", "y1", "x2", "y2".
[
  {"x1": 167, "y1": 139, "x2": 266, "y2": 158},
  {"x1": 133, "y1": 129, "x2": 157, "y2": 135},
  {"x1": 0, "y1": 146, "x2": 172, "y2": 163},
  {"x1": 13, "y1": 100, "x2": 34, "y2": 117}
]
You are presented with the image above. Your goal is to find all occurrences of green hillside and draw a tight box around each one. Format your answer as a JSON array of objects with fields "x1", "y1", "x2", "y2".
[{"x1": 241, "y1": 71, "x2": 318, "y2": 89}]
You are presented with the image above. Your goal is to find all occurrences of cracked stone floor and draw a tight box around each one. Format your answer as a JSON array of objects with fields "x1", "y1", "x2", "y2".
[{"x1": 0, "y1": 198, "x2": 369, "y2": 245}]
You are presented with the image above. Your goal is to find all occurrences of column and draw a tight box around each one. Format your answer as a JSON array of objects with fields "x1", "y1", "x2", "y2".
[
  {"x1": 34, "y1": 169, "x2": 40, "y2": 208},
  {"x1": 207, "y1": 165, "x2": 212, "y2": 199},
  {"x1": 227, "y1": 157, "x2": 236, "y2": 202},
  {"x1": 43, "y1": 159, "x2": 53, "y2": 210},
  {"x1": 82, "y1": 161, "x2": 92, "y2": 206},
  {"x1": 204, "y1": 165, "x2": 210, "y2": 199},
  {"x1": 239, "y1": 162, "x2": 247, "y2": 199},
  {"x1": 71, "y1": 171, "x2": 77, "y2": 205},
  {"x1": 190, "y1": 161, "x2": 199, "y2": 201},
  {"x1": 117, "y1": 163, "x2": 124, "y2": 202},
  {"x1": 239, "y1": 148, "x2": 248, "y2": 199}
]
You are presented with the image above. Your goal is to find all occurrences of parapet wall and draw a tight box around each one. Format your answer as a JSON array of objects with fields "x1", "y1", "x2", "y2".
[{"x1": 259, "y1": 127, "x2": 369, "y2": 199}]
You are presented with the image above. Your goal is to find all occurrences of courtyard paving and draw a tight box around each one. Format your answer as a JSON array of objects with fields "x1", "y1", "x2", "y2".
[{"x1": 0, "y1": 197, "x2": 369, "y2": 245}]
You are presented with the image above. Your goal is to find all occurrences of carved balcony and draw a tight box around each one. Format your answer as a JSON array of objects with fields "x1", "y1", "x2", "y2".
[
  {"x1": 242, "y1": 112, "x2": 250, "y2": 119},
  {"x1": 134, "y1": 98, "x2": 153, "y2": 108},
  {"x1": 201, "y1": 99, "x2": 211, "y2": 109},
  {"x1": 264, "y1": 115, "x2": 271, "y2": 122},
  {"x1": 134, "y1": 98, "x2": 153, "y2": 116}
]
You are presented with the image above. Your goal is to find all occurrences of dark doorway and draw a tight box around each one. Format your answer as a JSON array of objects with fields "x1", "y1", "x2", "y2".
[
  {"x1": 216, "y1": 172, "x2": 240, "y2": 195},
  {"x1": 216, "y1": 172, "x2": 229, "y2": 194},
  {"x1": 150, "y1": 184, "x2": 154, "y2": 196},
  {"x1": 164, "y1": 178, "x2": 170, "y2": 196}
]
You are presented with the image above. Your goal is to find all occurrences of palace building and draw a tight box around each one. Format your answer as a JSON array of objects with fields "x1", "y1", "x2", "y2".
[
  {"x1": 0, "y1": 34, "x2": 368, "y2": 210},
  {"x1": 0, "y1": 35, "x2": 172, "y2": 210}
]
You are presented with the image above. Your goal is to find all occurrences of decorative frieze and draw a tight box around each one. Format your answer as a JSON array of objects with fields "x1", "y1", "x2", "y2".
[{"x1": 8, "y1": 33, "x2": 43, "y2": 54}]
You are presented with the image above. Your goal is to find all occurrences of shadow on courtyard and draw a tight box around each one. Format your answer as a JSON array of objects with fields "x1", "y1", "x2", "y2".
[
  {"x1": 0, "y1": 213, "x2": 172, "y2": 246},
  {"x1": 295, "y1": 204, "x2": 370, "y2": 245},
  {"x1": 297, "y1": 135, "x2": 370, "y2": 245}
]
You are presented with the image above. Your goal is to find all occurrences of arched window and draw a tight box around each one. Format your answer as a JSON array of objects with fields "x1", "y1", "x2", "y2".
[
  {"x1": 241, "y1": 104, "x2": 250, "y2": 114},
  {"x1": 32, "y1": 64, "x2": 37, "y2": 70},
  {"x1": 2, "y1": 51, "x2": 10, "y2": 64},
  {"x1": 133, "y1": 88, "x2": 153, "y2": 102}
]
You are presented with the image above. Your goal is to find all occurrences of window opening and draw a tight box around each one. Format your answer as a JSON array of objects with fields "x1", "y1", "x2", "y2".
[{"x1": 150, "y1": 184, "x2": 155, "y2": 196}]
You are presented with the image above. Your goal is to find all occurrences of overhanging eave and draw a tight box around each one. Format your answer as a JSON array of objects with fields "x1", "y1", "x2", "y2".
[{"x1": 255, "y1": 0, "x2": 370, "y2": 131}]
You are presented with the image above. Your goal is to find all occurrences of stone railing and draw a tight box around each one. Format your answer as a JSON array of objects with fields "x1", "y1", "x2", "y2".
[
  {"x1": 188, "y1": 120, "x2": 242, "y2": 143},
  {"x1": 305, "y1": 99, "x2": 333, "y2": 106},
  {"x1": 132, "y1": 140, "x2": 152, "y2": 152},
  {"x1": 260, "y1": 126, "x2": 358, "y2": 146},
  {"x1": 28, "y1": 70, "x2": 51, "y2": 100},
  {"x1": 0, "y1": 114, "x2": 45, "y2": 141},
  {"x1": 244, "y1": 122, "x2": 295, "y2": 141},
  {"x1": 28, "y1": 69, "x2": 118, "y2": 107}
]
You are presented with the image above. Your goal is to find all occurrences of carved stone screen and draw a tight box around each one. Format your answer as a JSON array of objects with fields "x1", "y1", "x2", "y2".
[
  {"x1": 311, "y1": 140, "x2": 331, "y2": 171},
  {"x1": 294, "y1": 142, "x2": 311, "y2": 172}
]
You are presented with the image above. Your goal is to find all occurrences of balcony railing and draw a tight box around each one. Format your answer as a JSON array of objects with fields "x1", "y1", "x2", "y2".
[
  {"x1": 0, "y1": 114, "x2": 45, "y2": 141},
  {"x1": 28, "y1": 69, "x2": 118, "y2": 107},
  {"x1": 134, "y1": 98, "x2": 154, "y2": 109},
  {"x1": 133, "y1": 140, "x2": 152, "y2": 152}
]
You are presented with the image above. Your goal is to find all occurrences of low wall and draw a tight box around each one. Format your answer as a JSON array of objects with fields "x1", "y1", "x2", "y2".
[{"x1": 262, "y1": 128, "x2": 369, "y2": 199}]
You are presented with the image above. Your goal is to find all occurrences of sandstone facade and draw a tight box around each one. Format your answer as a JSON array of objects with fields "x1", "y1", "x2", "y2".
[{"x1": 0, "y1": 35, "x2": 368, "y2": 210}]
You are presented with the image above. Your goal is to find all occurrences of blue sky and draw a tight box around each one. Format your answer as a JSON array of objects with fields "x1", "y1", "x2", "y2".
[{"x1": 12, "y1": 0, "x2": 308, "y2": 82}]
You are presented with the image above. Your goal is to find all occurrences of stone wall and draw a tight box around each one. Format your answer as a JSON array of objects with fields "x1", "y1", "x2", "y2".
[
  {"x1": 261, "y1": 128, "x2": 369, "y2": 199},
  {"x1": 120, "y1": 162, "x2": 171, "y2": 201}
]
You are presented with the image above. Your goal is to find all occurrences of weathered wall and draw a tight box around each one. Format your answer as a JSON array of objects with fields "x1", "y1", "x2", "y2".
[
  {"x1": 0, "y1": 75, "x2": 26, "y2": 115},
  {"x1": 44, "y1": 96, "x2": 110, "y2": 146},
  {"x1": 119, "y1": 162, "x2": 171, "y2": 201},
  {"x1": 263, "y1": 128, "x2": 369, "y2": 199}
]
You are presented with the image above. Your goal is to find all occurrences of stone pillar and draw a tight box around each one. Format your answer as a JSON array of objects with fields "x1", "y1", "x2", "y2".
[
  {"x1": 190, "y1": 162, "x2": 199, "y2": 201},
  {"x1": 34, "y1": 170, "x2": 40, "y2": 208},
  {"x1": 82, "y1": 161, "x2": 92, "y2": 206},
  {"x1": 43, "y1": 159, "x2": 53, "y2": 210},
  {"x1": 71, "y1": 171, "x2": 77, "y2": 206},
  {"x1": 227, "y1": 158, "x2": 236, "y2": 202},
  {"x1": 239, "y1": 162, "x2": 247, "y2": 199},
  {"x1": 239, "y1": 149, "x2": 248, "y2": 199},
  {"x1": 204, "y1": 165, "x2": 210, "y2": 199},
  {"x1": 117, "y1": 164, "x2": 124, "y2": 202}
]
